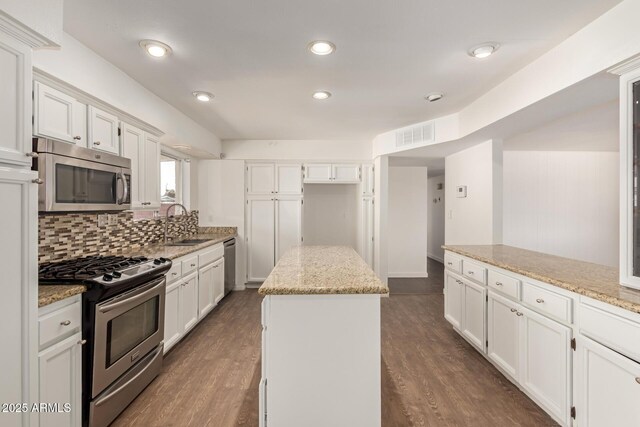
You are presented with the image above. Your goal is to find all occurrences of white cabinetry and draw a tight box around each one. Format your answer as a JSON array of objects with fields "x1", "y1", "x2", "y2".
[
  {"x1": 360, "y1": 197, "x2": 374, "y2": 267},
  {"x1": 276, "y1": 164, "x2": 303, "y2": 195},
  {"x1": 247, "y1": 163, "x2": 302, "y2": 195},
  {"x1": 198, "y1": 262, "x2": 215, "y2": 318},
  {"x1": 164, "y1": 280, "x2": 182, "y2": 352},
  {"x1": 275, "y1": 198, "x2": 303, "y2": 261},
  {"x1": 181, "y1": 272, "x2": 199, "y2": 333},
  {"x1": 488, "y1": 291, "x2": 520, "y2": 378},
  {"x1": 361, "y1": 164, "x2": 374, "y2": 196},
  {"x1": 33, "y1": 82, "x2": 86, "y2": 146},
  {"x1": 444, "y1": 272, "x2": 464, "y2": 330},
  {"x1": 303, "y1": 163, "x2": 360, "y2": 183},
  {"x1": 0, "y1": 32, "x2": 32, "y2": 167},
  {"x1": 88, "y1": 106, "x2": 120, "y2": 154},
  {"x1": 37, "y1": 296, "x2": 83, "y2": 427},
  {"x1": 213, "y1": 257, "x2": 225, "y2": 304},
  {"x1": 121, "y1": 123, "x2": 161, "y2": 209},
  {"x1": 461, "y1": 279, "x2": 487, "y2": 352}
]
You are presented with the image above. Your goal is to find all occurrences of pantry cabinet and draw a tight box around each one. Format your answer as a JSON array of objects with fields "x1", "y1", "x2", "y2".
[
  {"x1": 33, "y1": 82, "x2": 87, "y2": 146},
  {"x1": 275, "y1": 198, "x2": 303, "y2": 261},
  {"x1": 121, "y1": 123, "x2": 161, "y2": 209},
  {"x1": 361, "y1": 164, "x2": 374, "y2": 196},
  {"x1": 88, "y1": 106, "x2": 119, "y2": 154},
  {"x1": 247, "y1": 163, "x2": 302, "y2": 195}
]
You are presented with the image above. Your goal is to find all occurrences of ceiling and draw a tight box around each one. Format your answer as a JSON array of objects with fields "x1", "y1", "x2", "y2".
[{"x1": 63, "y1": 0, "x2": 621, "y2": 141}]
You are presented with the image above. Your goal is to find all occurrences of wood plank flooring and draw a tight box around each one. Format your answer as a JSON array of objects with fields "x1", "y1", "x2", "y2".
[{"x1": 112, "y1": 260, "x2": 556, "y2": 427}]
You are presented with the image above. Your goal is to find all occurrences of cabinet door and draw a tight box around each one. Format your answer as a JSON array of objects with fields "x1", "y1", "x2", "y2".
[
  {"x1": 275, "y1": 164, "x2": 302, "y2": 195},
  {"x1": 38, "y1": 333, "x2": 82, "y2": 427},
  {"x1": 577, "y1": 336, "x2": 640, "y2": 427},
  {"x1": 181, "y1": 273, "x2": 199, "y2": 333},
  {"x1": 520, "y1": 306, "x2": 571, "y2": 425},
  {"x1": 360, "y1": 197, "x2": 374, "y2": 267},
  {"x1": 34, "y1": 82, "x2": 78, "y2": 144},
  {"x1": 247, "y1": 163, "x2": 275, "y2": 195},
  {"x1": 88, "y1": 106, "x2": 119, "y2": 154},
  {"x1": 275, "y1": 198, "x2": 302, "y2": 262},
  {"x1": 198, "y1": 263, "x2": 215, "y2": 318},
  {"x1": 0, "y1": 32, "x2": 32, "y2": 166},
  {"x1": 444, "y1": 273, "x2": 464, "y2": 330},
  {"x1": 213, "y1": 257, "x2": 225, "y2": 304},
  {"x1": 144, "y1": 134, "x2": 161, "y2": 208},
  {"x1": 462, "y1": 279, "x2": 487, "y2": 353},
  {"x1": 164, "y1": 281, "x2": 182, "y2": 353},
  {"x1": 361, "y1": 164, "x2": 374, "y2": 196},
  {"x1": 332, "y1": 164, "x2": 361, "y2": 183},
  {"x1": 247, "y1": 198, "x2": 275, "y2": 282},
  {"x1": 488, "y1": 291, "x2": 520, "y2": 378},
  {"x1": 121, "y1": 123, "x2": 145, "y2": 209},
  {"x1": 303, "y1": 164, "x2": 332, "y2": 183}
]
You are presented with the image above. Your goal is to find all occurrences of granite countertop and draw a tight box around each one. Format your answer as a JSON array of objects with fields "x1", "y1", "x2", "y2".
[
  {"x1": 443, "y1": 244, "x2": 640, "y2": 314},
  {"x1": 258, "y1": 246, "x2": 389, "y2": 296},
  {"x1": 38, "y1": 231, "x2": 237, "y2": 307}
]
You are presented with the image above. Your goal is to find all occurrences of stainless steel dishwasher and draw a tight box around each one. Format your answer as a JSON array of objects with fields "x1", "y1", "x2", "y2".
[{"x1": 223, "y1": 238, "x2": 236, "y2": 296}]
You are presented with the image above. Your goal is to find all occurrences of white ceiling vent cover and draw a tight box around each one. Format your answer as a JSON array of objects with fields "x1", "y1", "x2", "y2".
[{"x1": 395, "y1": 122, "x2": 435, "y2": 148}]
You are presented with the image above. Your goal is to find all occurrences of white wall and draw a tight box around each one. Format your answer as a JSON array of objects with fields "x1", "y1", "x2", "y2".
[
  {"x1": 388, "y1": 167, "x2": 428, "y2": 277},
  {"x1": 374, "y1": 156, "x2": 389, "y2": 284},
  {"x1": 427, "y1": 175, "x2": 446, "y2": 262},
  {"x1": 32, "y1": 32, "x2": 221, "y2": 155},
  {"x1": 303, "y1": 185, "x2": 359, "y2": 248},
  {"x1": 222, "y1": 139, "x2": 372, "y2": 161},
  {"x1": 445, "y1": 140, "x2": 503, "y2": 245},
  {"x1": 503, "y1": 151, "x2": 619, "y2": 267},
  {"x1": 197, "y1": 160, "x2": 246, "y2": 287}
]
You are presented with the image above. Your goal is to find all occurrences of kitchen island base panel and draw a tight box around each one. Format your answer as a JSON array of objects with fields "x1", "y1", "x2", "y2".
[{"x1": 261, "y1": 294, "x2": 381, "y2": 427}]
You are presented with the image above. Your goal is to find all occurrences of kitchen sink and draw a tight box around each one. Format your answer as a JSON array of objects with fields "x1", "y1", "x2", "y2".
[{"x1": 167, "y1": 238, "x2": 214, "y2": 246}]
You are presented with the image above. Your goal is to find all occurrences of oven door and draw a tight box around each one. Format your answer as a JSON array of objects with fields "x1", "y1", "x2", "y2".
[
  {"x1": 92, "y1": 277, "x2": 165, "y2": 398},
  {"x1": 38, "y1": 152, "x2": 131, "y2": 212}
]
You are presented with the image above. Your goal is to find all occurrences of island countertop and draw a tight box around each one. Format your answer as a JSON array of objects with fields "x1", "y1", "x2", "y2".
[
  {"x1": 443, "y1": 244, "x2": 640, "y2": 314},
  {"x1": 258, "y1": 246, "x2": 389, "y2": 295}
]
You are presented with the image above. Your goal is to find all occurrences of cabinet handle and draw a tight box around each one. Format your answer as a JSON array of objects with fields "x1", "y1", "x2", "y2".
[
  {"x1": 60, "y1": 320, "x2": 71, "y2": 326},
  {"x1": 93, "y1": 141, "x2": 101, "y2": 145},
  {"x1": 78, "y1": 339, "x2": 87, "y2": 345},
  {"x1": 191, "y1": 263, "x2": 196, "y2": 267},
  {"x1": 495, "y1": 282, "x2": 503, "y2": 286},
  {"x1": 467, "y1": 271, "x2": 474, "y2": 275},
  {"x1": 447, "y1": 262, "x2": 452, "y2": 266},
  {"x1": 636, "y1": 377, "x2": 640, "y2": 384},
  {"x1": 535, "y1": 298, "x2": 544, "y2": 304},
  {"x1": 516, "y1": 312, "x2": 523, "y2": 316},
  {"x1": 510, "y1": 308, "x2": 517, "y2": 313},
  {"x1": 171, "y1": 272, "x2": 178, "y2": 276},
  {"x1": 73, "y1": 136, "x2": 82, "y2": 140},
  {"x1": 32, "y1": 178, "x2": 44, "y2": 184},
  {"x1": 26, "y1": 152, "x2": 38, "y2": 158}
]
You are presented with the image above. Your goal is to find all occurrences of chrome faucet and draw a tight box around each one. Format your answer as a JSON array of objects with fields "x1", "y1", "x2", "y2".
[{"x1": 164, "y1": 203, "x2": 190, "y2": 245}]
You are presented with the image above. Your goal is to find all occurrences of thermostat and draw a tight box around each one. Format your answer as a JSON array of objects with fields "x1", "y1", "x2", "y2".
[{"x1": 456, "y1": 185, "x2": 467, "y2": 198}]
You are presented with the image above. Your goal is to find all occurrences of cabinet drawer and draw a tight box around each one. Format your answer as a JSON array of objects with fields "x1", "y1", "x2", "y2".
[
  {"x1": 579, "y1": 301, "x2": 640, "y2": 362},
  {"x1": 199, "y1": 243, "x2": 224, "y2": 267},
  {"x1": 181, "y1": 255, "x2": 199, "y2": 276},
  {"x1": 444, "y1": 253, "x2": 462, "y2": 274},
  {"x1": 462, "y1": 260, "x2": 487, "y2": 285},
  {"x1": 487, "y1": 269, "x2": 520, "y2": 299},
  {"x1": 39, "y1": 300, "x2": 81, "y2": 347},
  {"x1": 522, "y1": 283, "x2": 572, "y2": 323},
  {"x1": 166, "y1": 261, "x2": 182, "y2": 284}
]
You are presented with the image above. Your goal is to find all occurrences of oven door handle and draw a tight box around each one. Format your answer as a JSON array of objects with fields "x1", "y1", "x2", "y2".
[
  {"x1": 93, "y1": 344, "x2": 163, "y2": 408},
  {"x1": 98, "y1": 277, "x2": 165, "y2": 314}
]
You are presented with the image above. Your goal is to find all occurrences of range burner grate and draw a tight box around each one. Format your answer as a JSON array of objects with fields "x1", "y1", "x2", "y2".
[{"x1": 39, "y1": 255, "x2": 149, "y2": 281}]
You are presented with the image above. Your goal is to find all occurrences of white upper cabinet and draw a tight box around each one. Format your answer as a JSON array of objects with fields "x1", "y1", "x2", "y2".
[
  {"x1": 275, "y1": 164, "x2": 303, "y2": 195},
  {"x1": 362, "y1": 164, "x2": 374, "y2": 196},
  {"x1": 121, "y1": 123, "x2": 161, "y2": 209},
  {"x1": 0, "y1": 32, "x2": 32, "y2": 167},
  {"x1": 34, "y1": 82, "x2": 87, "y2": 146},
  {"x1": 247, "y1": 163, "x2": 276, "y2": 195},
  {"x1": 303, "y1": 163, "x2": 361, "y2": 183},
  {"x1": 88, "y1": 106, "x2": 119, "y2": 154}
]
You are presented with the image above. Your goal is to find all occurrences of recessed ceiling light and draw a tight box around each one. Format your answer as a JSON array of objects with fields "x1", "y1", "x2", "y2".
[
  {"x1": 425, "y1": 93, "x2": 444, "y2": 102},
  {"x1": 468, "y1": 42, "x2": 500, "y2": 59},
  {"x1": 312, "y1": 91, "x2": 331, "y2": 100},
  {"x1": 139, "y1": 39, "x2": 173, "y2": 58},
  {"x1": 192, "y1": 91, "x2": 214, "y2": 102},
  {"x1": 308, "y1": 40, "x2": 336, "y2": 56}
]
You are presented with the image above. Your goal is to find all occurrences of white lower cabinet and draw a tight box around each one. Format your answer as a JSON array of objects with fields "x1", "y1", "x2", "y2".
[
  {"x1": 164, "y1": 280, "x2": 182, "y2": 352},
  {"x1": 38, "y1": 296, "x2": 83, "y2": 427},
  {"x1": 488, "y1": 291, "x2": 520, "y2": 379},
  {"x1": 577, "y1": 336, "x2": 640, "y2": 426},
  {"x1": 213, "y1": 257, "x2": 225, "y2": 304},
  {"x1": 461, "y1": 279, "x2": 486, "y2": 352},
  {"x1": 520, "y1": 306, "x2": 571, "y2": 425},
  {"x1": 444, "y1": 272, "x2": 464, "y2": 330},
  {"x1": 181, "y1": 272, "x2": 199, "y2": 333},
  {"x1": 198, "y1": 263, "x2": 215, "y2": 318}
]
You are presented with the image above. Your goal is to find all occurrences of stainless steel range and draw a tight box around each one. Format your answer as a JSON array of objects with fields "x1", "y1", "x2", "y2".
[{"x1": 39, "y1": 255, "x2": 172, "y2": 427}]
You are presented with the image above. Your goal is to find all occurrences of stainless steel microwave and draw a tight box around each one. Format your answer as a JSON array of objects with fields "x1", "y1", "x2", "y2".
[{"x1": 32, "y1": 138, "x2": 131, "y2": 212}]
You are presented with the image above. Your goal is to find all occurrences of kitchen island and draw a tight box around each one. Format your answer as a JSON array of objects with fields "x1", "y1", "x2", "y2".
[{"x1": 258, "y1": 246, "x2": 388, "y2": 427}]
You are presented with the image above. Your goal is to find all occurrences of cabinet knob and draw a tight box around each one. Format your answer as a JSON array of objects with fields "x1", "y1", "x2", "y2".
[
  {"x1": 60, "y1": 320, "x2": 71, "y2": 326},
  {"x1": 516, "y1": 312, "x2": 523, "y2": 317},
  {"x1": 495, "y1": 282, "x2": 503, "y2": 286},
  {"x1": 73, "y1": 136, "x2": 82, "y2": 140},
  {"x1": 467, "y1": 271, "x2": 474, "y2": 275},
  {"x1": 32, "y1": 178, "x2": 44, "y2": 184},
  {"x1": 447, "y1": 262, "x2": 452, "y2": 266},
  {"x1": 78, "y1": 339, "x2": 87, "y2": 345},
  {"x1": 26, "y1": 152, "x2": 38, "y2": 158},
  {"x1": 191, "y1": 263, "x2": 196, "y2": 267},
  {"x1": 93, "y1": 141, "x2": 101, "y2": 146},
  {"x1": 510, "y1": 308, "x2": 517, "y2": 313},
  {"x1": 172, "y1": 272, "x2": 178, "y2": 276},
  {"x1": 535, "y1": 298, "x2": 544, "y2": 304}
]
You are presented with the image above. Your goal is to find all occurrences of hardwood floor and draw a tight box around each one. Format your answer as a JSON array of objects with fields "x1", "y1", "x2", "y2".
[{"x1": 112, "y1": 261, "x2": 556, "y2": 427}]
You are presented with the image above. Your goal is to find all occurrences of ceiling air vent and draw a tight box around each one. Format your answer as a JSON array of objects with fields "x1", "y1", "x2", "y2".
[{"x1": 395, "y1": 122, "x2": 435, "y2": 148}]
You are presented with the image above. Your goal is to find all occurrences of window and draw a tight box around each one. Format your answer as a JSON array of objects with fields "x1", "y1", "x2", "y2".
[{"x1": 160, "y1": 154, "x2": 183, "y2": 216}]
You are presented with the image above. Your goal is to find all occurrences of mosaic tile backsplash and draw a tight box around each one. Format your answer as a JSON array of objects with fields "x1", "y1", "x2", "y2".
[{"x1": 39, "y1": 210, "x2": 200, "y2": 263}]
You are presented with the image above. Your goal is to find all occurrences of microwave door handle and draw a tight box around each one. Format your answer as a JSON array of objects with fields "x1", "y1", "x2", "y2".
[
  {"x1": 98, "y1": 277, "x2": 164, "y2": 313},
  {"x1": 121, "y1": 172, "x2": 129, "y2": 204}
]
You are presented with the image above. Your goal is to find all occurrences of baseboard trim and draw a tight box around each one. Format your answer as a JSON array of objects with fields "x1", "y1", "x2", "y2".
[
  {"x1": 428, "y1": 253, "x2": 444, "y2": 263},
  {"x1": 233, "y1": 284, "x2": 246, "y2": 291},
  {"x1": 388, "y1": 272, "x2": 429, "y2": 278}
]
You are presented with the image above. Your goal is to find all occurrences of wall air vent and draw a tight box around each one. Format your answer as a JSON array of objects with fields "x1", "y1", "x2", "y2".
[{"x1": 395, "y1": 122, "x2": 435, "y2": 148}]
